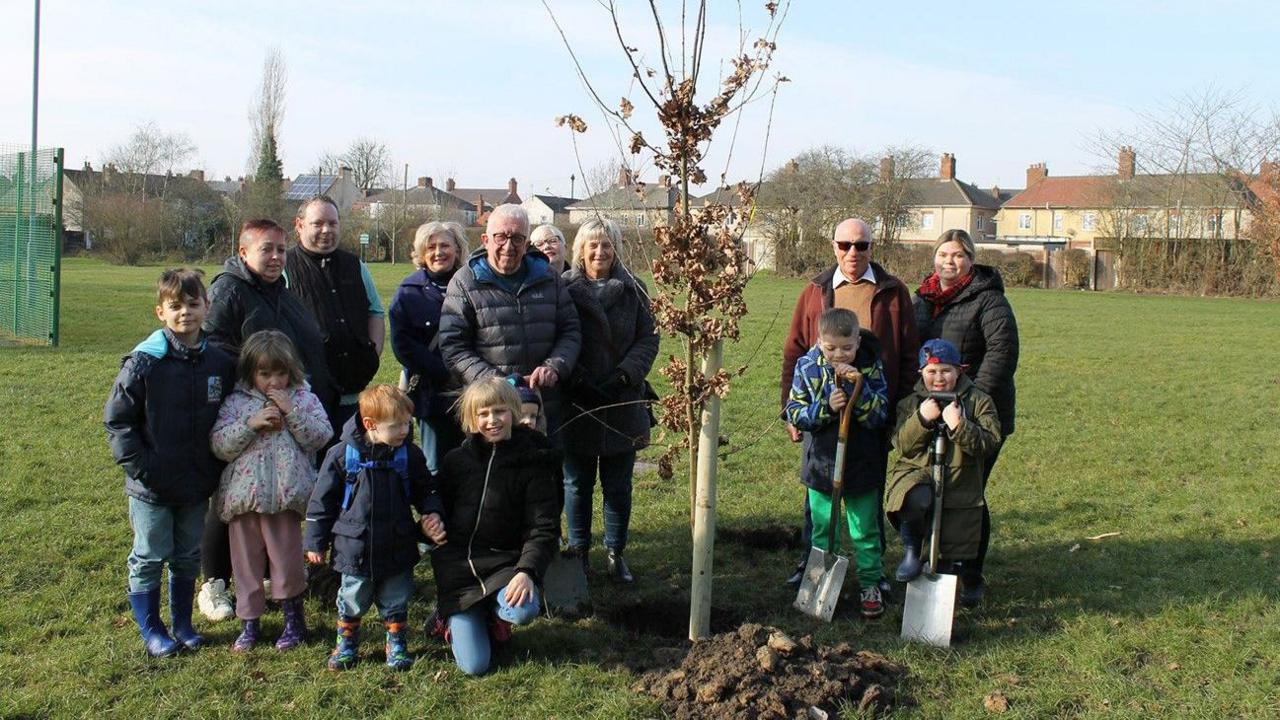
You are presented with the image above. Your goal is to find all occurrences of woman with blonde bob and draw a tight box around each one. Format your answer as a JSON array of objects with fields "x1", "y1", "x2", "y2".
[
  {"x1": 428, "y1": 378, "x2": 559, "y2": 675},
  {"x1": 560, "y1": 219, "x2": 659, "y2": 583},
  {"x1": 389, "y1": 221, "x2": 470, "y2": 472}
]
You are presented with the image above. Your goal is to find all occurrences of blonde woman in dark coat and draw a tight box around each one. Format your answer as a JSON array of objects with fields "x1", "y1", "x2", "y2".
[{"x1": 560, "y1": 219, "x2": 659, "y2": 582}]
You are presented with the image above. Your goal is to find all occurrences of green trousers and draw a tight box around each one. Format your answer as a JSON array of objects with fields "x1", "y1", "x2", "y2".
[{"x1": 808, "y1": 487, "x2": 883, "y2": 587}]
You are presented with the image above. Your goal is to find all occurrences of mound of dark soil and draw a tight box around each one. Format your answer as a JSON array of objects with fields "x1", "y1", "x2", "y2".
[{"x1": 635, "y1": 623, "x2": 907, "y2": 719}]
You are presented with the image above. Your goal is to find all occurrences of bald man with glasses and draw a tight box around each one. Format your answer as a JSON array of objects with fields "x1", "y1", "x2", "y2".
[{"x1": 779, "y1": 217, "x2": 919, "y2": 588}]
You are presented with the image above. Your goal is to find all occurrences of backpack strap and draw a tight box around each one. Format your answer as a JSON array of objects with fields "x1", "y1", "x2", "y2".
[{"x1": 340, "y1": 443, "x2": 412, "y2": 511}]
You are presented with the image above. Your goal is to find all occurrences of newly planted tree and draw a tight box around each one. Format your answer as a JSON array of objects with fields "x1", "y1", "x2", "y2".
[{"x1": 546, "y1": 0, "x2": 789, "y2": 638}]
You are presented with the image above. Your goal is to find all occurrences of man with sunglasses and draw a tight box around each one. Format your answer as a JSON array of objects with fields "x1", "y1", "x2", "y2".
[
  {"x1": 780, "y1": 217, "x2": 919, "y2": 588},
  {"x1": 439, "y1": 203, "x2": 581, "y2": 429}
]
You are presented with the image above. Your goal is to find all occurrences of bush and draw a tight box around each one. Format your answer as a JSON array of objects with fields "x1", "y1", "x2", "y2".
[{"x1": 1061, "y1": 248, "x2": 1091, "y2": 289}]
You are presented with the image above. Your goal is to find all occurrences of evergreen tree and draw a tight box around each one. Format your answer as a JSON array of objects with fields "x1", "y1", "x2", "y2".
[{"x1": 246, "y1": 133, "x2": 285, "y2": 224}]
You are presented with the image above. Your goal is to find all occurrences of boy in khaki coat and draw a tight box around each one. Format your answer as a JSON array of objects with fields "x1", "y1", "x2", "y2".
[{"x1": 886, "y1": 339, "x2": 1001, "y2": 605}]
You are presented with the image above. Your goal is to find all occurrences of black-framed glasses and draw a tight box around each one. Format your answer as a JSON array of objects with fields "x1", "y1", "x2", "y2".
[
  {"x1": 834, "y1": 240, "x2": 872, "y2": 253},
  {"x1": 490, "y1": 232, "x2": 528, "y2": 246}
]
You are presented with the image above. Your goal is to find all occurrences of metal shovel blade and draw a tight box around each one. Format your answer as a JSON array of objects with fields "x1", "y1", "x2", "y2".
[
  {"x1": 542, "y1": 552, "x2": 590, "y2": 618},
  {"x1": 792, "y1": 546, "x2": 849, "y2": 622},
  {"x1": 901, "y1": 571, "x2": 958, "y2": 647}
]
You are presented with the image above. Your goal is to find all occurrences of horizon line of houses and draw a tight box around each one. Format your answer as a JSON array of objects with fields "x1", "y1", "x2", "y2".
[{"x1": 59, "y1": 147, "x2": 1276, "y2": 288}]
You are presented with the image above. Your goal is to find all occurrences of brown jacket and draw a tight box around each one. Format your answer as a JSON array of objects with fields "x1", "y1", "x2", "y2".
[{"x1": 780, "y1": 262, "x2": 920, "y2": 413}]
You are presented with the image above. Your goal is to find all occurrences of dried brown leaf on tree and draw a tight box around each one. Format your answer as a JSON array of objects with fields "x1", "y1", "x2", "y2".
[
  {"x1": 554, "y1": 114, "x2": 588, "y2": 133},
  {"x1": 620, "y1": 97, "x2": 634, "y2": 120}
]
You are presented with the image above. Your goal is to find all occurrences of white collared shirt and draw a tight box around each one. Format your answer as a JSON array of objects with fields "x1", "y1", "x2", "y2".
[{"x1": 833, "y1": 264, "x2": 877, "y2": 289}]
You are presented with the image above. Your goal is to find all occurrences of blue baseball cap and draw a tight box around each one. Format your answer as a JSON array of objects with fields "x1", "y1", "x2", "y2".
[{"x1": 918, "y1": 338, "x2": 962, "y2": 369}]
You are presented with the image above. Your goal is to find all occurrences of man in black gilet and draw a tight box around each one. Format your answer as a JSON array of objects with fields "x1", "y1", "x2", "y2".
[{"x1": 285, "y1": 195, "x2": 385, "y2": 435}]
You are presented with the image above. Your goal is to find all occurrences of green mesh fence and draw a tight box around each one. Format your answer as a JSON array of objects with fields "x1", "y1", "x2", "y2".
[{"x1": 0, "y1": 144, "x2": 63, "y2": 346}]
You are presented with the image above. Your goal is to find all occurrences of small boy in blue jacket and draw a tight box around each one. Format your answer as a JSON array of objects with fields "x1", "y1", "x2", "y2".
[
  {"x1": 305, "y1": 384, "x2": 446, "y2": 671},
  {"x1": 104, "y1": 269, "x2": 236, "y2": 656},
  {"x1": 784, "y1": 308, "x2": 889, "y2": 618}
]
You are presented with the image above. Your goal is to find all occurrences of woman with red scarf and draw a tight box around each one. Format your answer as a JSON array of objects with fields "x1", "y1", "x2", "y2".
[{"x1": 913, "y1": 228, "x2": 1019, "y2": 608}]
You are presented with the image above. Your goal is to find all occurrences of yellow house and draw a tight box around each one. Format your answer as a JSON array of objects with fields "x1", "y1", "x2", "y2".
[
  {"x1": 995, "y1": 148, "x2": 1253, "y2": 253},
  {"x1": 895, "y1": 153, "x2": 1009, "y2": 244}
]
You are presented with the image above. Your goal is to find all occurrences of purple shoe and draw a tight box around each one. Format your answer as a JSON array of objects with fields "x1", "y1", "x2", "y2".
[
  {"x1": 275, "y1": 597, "x2": 306, "y2": 651},
  {"x1": 232, "y1": 619, "x2": 260, "y2": 653}
]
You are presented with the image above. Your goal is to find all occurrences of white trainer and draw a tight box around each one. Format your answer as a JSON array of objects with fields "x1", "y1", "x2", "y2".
[{"x1": 198, "y1": 579, "x2": 235, "y2": 621}]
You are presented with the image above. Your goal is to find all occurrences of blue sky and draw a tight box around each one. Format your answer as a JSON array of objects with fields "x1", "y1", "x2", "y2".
[{"x1": 1, "y1": 1, "x2": 1276, "y2": 196}]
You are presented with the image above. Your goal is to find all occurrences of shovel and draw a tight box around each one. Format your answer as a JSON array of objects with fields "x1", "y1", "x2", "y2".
[
  {"x1": 794, "y1": 371, "x2": 863, "y2": 622},
  {"x1": 542, "y1": 548, "x2": 591, "y2": 617},
  {"x1": 901, "y1": 421, "x2": 958, "y2": 646}
]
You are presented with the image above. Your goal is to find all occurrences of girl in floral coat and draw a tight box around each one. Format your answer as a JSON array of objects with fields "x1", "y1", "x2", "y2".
[{"x1": 211, "y1": 330, "x2": 333, "y2": 652}]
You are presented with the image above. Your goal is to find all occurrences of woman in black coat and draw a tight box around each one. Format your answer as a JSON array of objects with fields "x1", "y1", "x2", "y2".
[
  {"x1": 388, "y1": 221, "x2": 469, "y2": 473},
  {"x1": 560, "y1": 219, "x2": 659, "y2": 583},
  {"x1": 913, "y1": 228, "x2": 1019, "y2": 607},
  {"x1": 429, "y1": 379, "x2": 559, "y2": 676}
]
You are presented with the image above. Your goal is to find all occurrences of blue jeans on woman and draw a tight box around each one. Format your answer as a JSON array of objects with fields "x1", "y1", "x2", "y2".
[
  {"x1": 562, "y1": 450, "x2": 635, "y2": 552},
  {"x1": 447, "y1": 578, "x2": 541, "y2": 675}
]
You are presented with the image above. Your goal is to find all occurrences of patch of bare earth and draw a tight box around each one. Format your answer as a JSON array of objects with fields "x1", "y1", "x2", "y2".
[{"x1": 635, "y1": 623, "x2": 908, "y2": 719}]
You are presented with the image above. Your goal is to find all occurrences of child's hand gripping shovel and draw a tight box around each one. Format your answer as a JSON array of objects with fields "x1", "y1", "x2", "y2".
[
  {"x1": 793, "y1": 370, "x2": 863, "y2": 622},
  {"x1": 901, "y1": 403, "x2": 958, "y2": 646}
]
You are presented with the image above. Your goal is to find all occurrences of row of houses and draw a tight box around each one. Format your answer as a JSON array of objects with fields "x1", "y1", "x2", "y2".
[{"x1": 63, "y1": 147, "x2": 1271, "y2": 289}]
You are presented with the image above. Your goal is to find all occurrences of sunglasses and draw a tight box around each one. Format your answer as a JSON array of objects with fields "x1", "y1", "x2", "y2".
[{"x1": 834, "y1": 240, "x2": 872, "y2": 253}]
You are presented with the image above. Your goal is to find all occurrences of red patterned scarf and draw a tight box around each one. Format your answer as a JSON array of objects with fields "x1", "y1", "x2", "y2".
[{"x1": 917, "y1": 272, "x2": 973, "y2": 317}]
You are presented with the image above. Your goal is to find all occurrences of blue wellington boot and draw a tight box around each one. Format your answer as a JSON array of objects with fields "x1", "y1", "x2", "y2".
[
  {"x1": 168, "y1": 577, "x2": 205, "y2": 650},
  {"x1": 128, "y1": 589, "x2": 181, "y2": 657}
]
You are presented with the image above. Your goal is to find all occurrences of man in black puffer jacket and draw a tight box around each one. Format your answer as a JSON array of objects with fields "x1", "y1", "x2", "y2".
[{"x1": 438, "y1": 204, "x2": 580, "y2": 430}]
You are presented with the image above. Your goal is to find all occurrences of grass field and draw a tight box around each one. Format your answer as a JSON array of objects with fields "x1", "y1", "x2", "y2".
[{"x1": 1, "y1": 257, "x2": 1278, "y2": 719}]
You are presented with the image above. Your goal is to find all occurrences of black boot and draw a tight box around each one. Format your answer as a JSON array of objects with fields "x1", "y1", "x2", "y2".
[
  {"x1": 959, "y1": 569, "x2": 986, "y2": 608},
  {"x1": 784, "y1": 558, "x2": 806, "y2": 588},
  {"x1": 605, "y1": 549, "x2": 633, "y2": 583},
  {"x1": 565, "y1": 546, "x2": 590, "y2": 576},
  {"x1": 895, "y1": 524, "x2": 924, "y2": 582}
]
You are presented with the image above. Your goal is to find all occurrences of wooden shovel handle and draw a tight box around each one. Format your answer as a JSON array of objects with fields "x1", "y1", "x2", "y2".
[{"x1": 836, "y1": 371, "x2": 862, "y2": 443}]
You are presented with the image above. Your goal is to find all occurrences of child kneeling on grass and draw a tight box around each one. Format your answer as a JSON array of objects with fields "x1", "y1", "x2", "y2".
[
  {"x1": 427, "y1": 377, "x2": 559, "y2": 676},
  {"x1": 885, "y1": 338, "x2": 1001, "y2": 606},
  {"x1": 784, "y1": 308, "x2": 890, "y2": 618},
  {"x1": 305, "y1": 384, "x2": 446, "y2": 671},
  {"x1": 210, "y1": 330, "x2": 333, "y2": 652},
  {"x1": 104, "y1": 268, "x2": 236, "y2": 657}
]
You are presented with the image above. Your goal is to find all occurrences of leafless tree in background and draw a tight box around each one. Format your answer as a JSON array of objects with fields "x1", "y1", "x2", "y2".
[{"x1": 247, "y1": 48, "x2": 287, "y2": 174}]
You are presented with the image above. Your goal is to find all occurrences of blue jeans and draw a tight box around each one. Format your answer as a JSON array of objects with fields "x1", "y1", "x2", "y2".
[
  {"x1": 562, "y1": 451, "x2": 635, "y2": 552},
  {"x1": 127, "y1": 497, "x2": 207, "y2": 592},
  {"x1": 335, "y1": 570, "x2": 414, "y2": 622},
  {"x1": 447, "y1": 578, "x2": 541, "y2": 676}
]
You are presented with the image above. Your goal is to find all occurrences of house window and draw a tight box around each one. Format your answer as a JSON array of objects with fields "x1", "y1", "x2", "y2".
[
  {"x1": 1018, "y1": 213, "x2": 1032, "y2": 230},
  {"x1": 1053, "y1": 212, "x2": 1064, "y2": 232},
  {"x1": 921, "y1": 212, "x2": 934, "y2": 230},
  {"x1": 1082, "y1": 212, "x2": 1097, "y2": 231},
  {"x1": 976, "y1": 215, "x2": 985, "y2": 231},
  {"x1": 1168, "y1": 215, "x2": 1181, "y2": 235},
  {"x1": 1133, "y1": 214, "x2": 1148, "y2": 234},
  {"x1": 1207, "y1": 213, "x2": 1221, "y2": 235},
  {"x1": 635, "y1": 213, "x2": 647, "y2": 227}
]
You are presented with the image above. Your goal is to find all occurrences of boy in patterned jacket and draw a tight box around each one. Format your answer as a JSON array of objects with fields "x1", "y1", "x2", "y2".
[{"x1": 784, "y1": 308, "x2": 889, "y2": 618}]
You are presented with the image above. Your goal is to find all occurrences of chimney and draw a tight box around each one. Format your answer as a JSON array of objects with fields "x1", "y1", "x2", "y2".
[
  {"x1": 446, "y1": 178, "x2": 456, "y2": 192},
  {"x1": 188, "y1": 169, "x2": 205, "y2": 182},
  {"x1": 477, "y1": 193, "x2": 485, "y2": 213},
  {"x1": 940, "y1": 153, "x2": 956, "y2": 180},
  {"x1": 879, "y1": 156, "x2": 895, "y2": 183},
  {"x1": 617, "y1": 166, "x2": 633, "y2": 188},
  {"x1": 991, "y1": 185, "x2": 1001, "y2": 200},
  {"x1": 1118, "y1": 146, "x2": 1136, "y2": 180},
  {"x1": 1026, "y1": 162, "x2": 1048, "y2": 187},
  {"x1": 418, "y1": 176, "x2": 430, "y2": 188},
  {"x1": 83, "y1": 160, "x2": 92, "y2": 172},
  {"x1": 658, "y1": 174, "x2": 671, "y2": 187},
  {"x1": 339, "y1": 165, "x2": 351, "y2": 179},
  {"x1": 508, "y1": 177, "x2": 518, "y2": 196}
]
